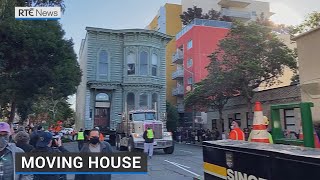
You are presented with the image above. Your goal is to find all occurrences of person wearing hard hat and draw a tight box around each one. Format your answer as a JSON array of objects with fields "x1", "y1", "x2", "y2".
[
  {"x1": 229, "y1": 121, "x2": 245, "y2": 140},
  {"x1": 248, "y1": 116, "x2": 273, "y2": 144}
]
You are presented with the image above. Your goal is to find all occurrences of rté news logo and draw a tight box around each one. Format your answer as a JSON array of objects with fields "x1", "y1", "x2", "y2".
[{"x1": 15, "y1": 7, "x2": 61, "y2": 20}]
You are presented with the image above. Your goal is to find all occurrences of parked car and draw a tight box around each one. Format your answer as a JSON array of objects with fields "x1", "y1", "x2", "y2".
[{"x1": 60, "y1": 128, "x2": 74, "y2": 135}]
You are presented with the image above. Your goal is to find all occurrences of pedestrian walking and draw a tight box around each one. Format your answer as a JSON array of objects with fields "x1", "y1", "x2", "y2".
[
  {"x1": 0, "y1": 122, "x2": 32, "y2": 180},
  {"x1": 14, "y1": 131, "x2": 34, "y2": 152},
  {"x1": 75, "y1": 128, "x2": 112, "y2": 180},
  {"x1": 77, "y1": 128, "x2": 85, "y2": 151},
  {"x1": 143, "y1": 127, "x2": 154, "y2": 159},
  {"x1": 229, "y1": 121, "x2": 245, "y2": 140}
]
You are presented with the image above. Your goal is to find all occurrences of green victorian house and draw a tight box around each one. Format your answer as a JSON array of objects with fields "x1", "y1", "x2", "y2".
[{"x1": 76, "y1": 27, "x2": 172, "y2": 130}]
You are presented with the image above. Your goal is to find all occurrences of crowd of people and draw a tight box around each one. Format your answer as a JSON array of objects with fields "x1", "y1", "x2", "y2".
[
  {"x1": 0, "y1": 122, "x2": 112, "y2": 180},
  {"x1": 174, "y1": 127, "x2": 221, "y2": 144}
]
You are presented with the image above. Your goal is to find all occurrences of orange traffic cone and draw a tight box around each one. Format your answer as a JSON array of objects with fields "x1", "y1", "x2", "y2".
[
  {"x1": 250, "y1": 102, "x2": 270, "y2": 143},
  {"x1": 298, "y1": 126, "x2": 320, "y2": 148}
]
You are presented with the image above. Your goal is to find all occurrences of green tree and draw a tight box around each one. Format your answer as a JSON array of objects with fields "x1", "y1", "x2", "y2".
[
  {"x1": 166, "y1": 102, "x2": 179, "y2": 132},
  {"x1": 0, "y1": 0, "x2": 81, "y2": 123},
  {"x1": 180, "y1": 6, "x2": 232, "y2": 26},
  {"x1": 185, "y1": 61, "x2": 239, "y2": 127},
  {"x1": 209, "y1": 21, "x2": 297, "y2": 117},
  {"x1": 180, "y1": 6, "x2": 203, "y2": 25},
  {"x1": 291, "y1": 11, "x2": 320, "y2": 35}
]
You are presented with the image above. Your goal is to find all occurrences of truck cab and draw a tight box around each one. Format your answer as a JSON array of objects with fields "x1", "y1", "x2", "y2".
[{"x1": 116, "y1": 110, "x2": 174, "y2": 154}]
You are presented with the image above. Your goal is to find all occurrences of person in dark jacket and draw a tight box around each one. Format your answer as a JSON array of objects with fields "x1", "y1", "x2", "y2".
[
  {"x1": 29, "y1": 125, "x2": 43, "y2": 148},
  {"x1": 143, "y1": 127, "x2": 154, "y2": 159},
  {"x1": 31, "y1": 131, "x2": 68, "y2": 180},
  {"x1": 75, "y1": 129, "x2": 112, "y2": 180},
  {"x1": 14, "y1": 131, "x2": 34, "y2": 152}
]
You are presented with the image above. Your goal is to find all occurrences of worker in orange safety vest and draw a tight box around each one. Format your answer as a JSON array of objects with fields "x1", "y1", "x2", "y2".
[{"x1": 229, "y1": 120, "x2": 245, "y2": 140}]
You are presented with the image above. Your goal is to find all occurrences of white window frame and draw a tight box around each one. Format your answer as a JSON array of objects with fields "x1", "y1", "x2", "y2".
[
  {"x1": 139, "y1": 51, "x2": 148, "y2": 76},
  {"x1": 187, "y1": 40, "x2": 193, "y2": 50},
  {"x1": 151, "y1": 53, "x2": 158, "y2": 76},
  {"x1": 139, "y1": 93, "x2": 148, "y2": 108},
  {"x1": 127, "y1": 52, "x2": 136, "y2": 75},
  {"x1": 127, "y1": 92, "x2": 135, "y2": 110},
  {"x1": 187, "y1": 77, "x2": 193, "y2": 85},
  {"x1": 187, "y1": 58, "x2": 193, "y2": 68}
]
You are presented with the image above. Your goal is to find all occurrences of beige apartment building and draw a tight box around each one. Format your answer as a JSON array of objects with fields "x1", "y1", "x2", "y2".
[
  {"x1": 292, "y1": 27, "x2": 320, "y2": 123},
  {"x1": 257, "y1": 34, "x2": 297, "y2": 91},
  {"x1": 182, "y1": 0, "x2": 274, "y2": 22}
]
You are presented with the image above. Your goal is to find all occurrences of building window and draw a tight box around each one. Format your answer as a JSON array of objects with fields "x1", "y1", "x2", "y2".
[
  {"x1": 151, "y1": 93, "x2": 158, "y2": 109},
  {"x1": 212, "y1": 119, "x2": 217, "y2": 130},
  {"x1": 151, "y1": 53, "x2": 158, "y2": 76},
  {"x1": 127, "y1": 92, "x2": 135, "y2": 111},
  {"x1": 246, "y1": 112, "x2": 253, "y2": 128},
  {"x1": 187, "y1": 58, "x2": 193, "y2": 68},
  {"x1": 98, "y1": 50, "x2": 108, "y2": 76},
  {"x1": 284, "y1": 109, "x2": 296, "y2": 132},
  {"x1": 187, "y1": 40, "x2": 193, "y2": 49},
  {"x1": 139, "y1": 93, "x2": 148, "y2": 108},
  {"x1": 96, "y1": 93, "x2": 109, "y2": 102},
  {"x1": 235, "y1": 113, "x2": 241, "y2": 121},
  {"x1": 127, "y1": 52, "x2": 136, "y2": 75},
  {"x1": 187, "y1": 77, "x2": 193, "y2": 85},
  {"x1": 140, "y1": 51, "x2": 148, "y2": 75}
]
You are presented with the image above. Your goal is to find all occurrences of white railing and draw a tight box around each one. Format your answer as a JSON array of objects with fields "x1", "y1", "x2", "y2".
[
  {"x1": 172, "y1": 86, "x2": 184, "y2": 96},
  {"x1": 218, "y1": 0, "x2": 251, "y2": 8},
  {"x1": 172, "y1": 50, "x2": 183, "y2": 63},
  {"x1": 172, "y1": 69, "x2": 184, "y2": 79},
  {"x1": 221, "y1": 8, "x2": 251, "y2": 19}
]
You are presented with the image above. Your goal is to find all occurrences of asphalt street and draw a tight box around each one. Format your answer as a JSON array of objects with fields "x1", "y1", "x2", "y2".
[{"x1": 64, "y1": 142, "x2": 204, "y2": 180}]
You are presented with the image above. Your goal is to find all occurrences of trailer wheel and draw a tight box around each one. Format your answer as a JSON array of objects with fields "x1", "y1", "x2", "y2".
[
  {"x1": 164, "y1": 146, "x2": 174, "y2": 154},
  {"x1": 128, "y1": 137, "x2": 136, "y2": 152},
  {"x1": 116, "y1": 135, "x2": 125, "y2": 151}
]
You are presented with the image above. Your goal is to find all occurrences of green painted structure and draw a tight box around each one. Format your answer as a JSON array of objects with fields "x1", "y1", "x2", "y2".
[
  {"x1": 271, "y1": 102, "x2": 315, "y2": 148},
  {"x1": 76, "y1": 27, "x2": 172, "y2": 130}
]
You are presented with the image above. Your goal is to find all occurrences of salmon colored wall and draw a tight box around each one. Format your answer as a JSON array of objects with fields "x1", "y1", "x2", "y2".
[{"x1": 175, "y1": 26, "x2": 229, "y2": 92}]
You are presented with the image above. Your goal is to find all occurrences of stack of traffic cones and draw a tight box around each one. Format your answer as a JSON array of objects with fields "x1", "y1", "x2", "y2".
[{"x1": 250, "y1": 102, "x2": 270, "y2": 143}]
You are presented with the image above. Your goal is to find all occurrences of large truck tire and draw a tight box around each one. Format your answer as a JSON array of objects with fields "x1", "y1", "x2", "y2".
[
  {"x1": 164, "y1": 145, "x2": 174, "y2": 154},
  {"x1": 128, "y1": 137, "x2": 137, "y2": 152},
  {"x1": 109, "y1": 134, "x2": 116, "y2": 146},
  {"x1": 116, "y1": 135, "x2": 125, "y2": 151}
]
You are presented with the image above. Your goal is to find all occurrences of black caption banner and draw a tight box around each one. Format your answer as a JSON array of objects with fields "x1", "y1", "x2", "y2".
[{"x1": 15, "y1": 152, "x2": 147, "y2": 174}]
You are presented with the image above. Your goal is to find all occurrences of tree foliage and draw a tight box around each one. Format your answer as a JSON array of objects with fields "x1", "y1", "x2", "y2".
[
  {"x1": 0, "y1": 0, "x2": 80, "y2": 123},
  {"x1": 180, "y1": 6, "x2": 233, "y2": 26},
  {"x1": 291, "y1": 11, "x2": 320, "y2": 35},
  {"x1": 208, "y1": 21, "x2": 297, "y2": 114},
  {"x1": 185, "y1": 60, "x2": 239, "y2": 122},
  {"x1": 256, "y1": 12, "x2": 295, "y2": 35},
  {"x1": 166, "y1": 102, "x2": 179, "y2": 132}
]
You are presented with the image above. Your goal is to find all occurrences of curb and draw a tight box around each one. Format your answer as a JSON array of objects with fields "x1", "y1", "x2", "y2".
[{"x1": 177, "y1": 142, "x2": 203, "y2": 147}]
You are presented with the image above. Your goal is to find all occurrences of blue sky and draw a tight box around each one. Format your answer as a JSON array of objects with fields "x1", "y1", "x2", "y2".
[{"x1": 60, "y1": 0, "x2": 319, "y2": 108}]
